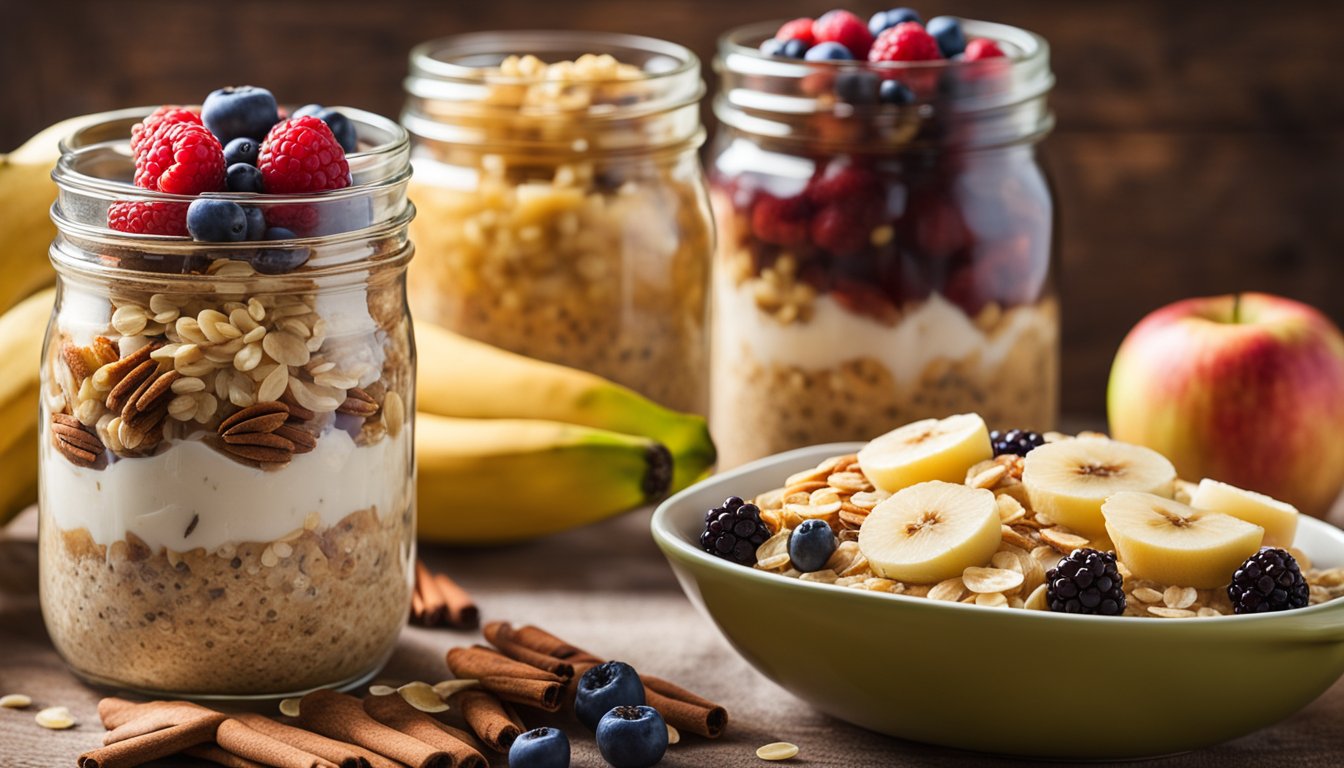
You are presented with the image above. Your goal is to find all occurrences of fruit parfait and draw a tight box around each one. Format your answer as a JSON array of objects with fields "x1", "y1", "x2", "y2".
[
  {"x1": 709, "y1": 10, "x2": 1058, "y2": 467},
  {"x1": 39, "y1": 88, "x2": 416, "y2": 698},
  {"x1": 701, "y1": 414, "x2": 1344, "y2": 617},
  {"x1": 402, "y1": 32, "x2": 712, "y2": 413}
]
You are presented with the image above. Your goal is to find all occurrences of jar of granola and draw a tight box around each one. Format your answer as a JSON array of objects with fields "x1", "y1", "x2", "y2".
[
  {"x1": 710, "y1": 19, "x2": 1058, "y2": 467},
  {"x1": 39, "y1": 107, "x2": 415, "y2": 697},
  {"x1": 403, "y1": 32, "x2": 712, "y2": 413}
]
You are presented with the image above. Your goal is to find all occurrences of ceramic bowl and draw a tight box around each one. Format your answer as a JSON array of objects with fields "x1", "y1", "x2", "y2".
[{"x1": 651, "y1": 443, "x2": 1344, "y2": 760}]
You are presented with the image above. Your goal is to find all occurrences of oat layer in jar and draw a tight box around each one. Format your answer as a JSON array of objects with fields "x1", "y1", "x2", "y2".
[
  {"x1": 39, "y1": 108, "x2": 415, "y2": 698},
  {"x1": 403, "y1": 32, "x2": 712, "y2": 413},
  {"x1": 709, "y1": 19, "x2": 1059, "y2": 468}
]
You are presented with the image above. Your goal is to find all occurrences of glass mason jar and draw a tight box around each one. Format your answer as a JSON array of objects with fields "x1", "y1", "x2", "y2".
[
  {"x1": 709, "y1": 20, "x2": 1058, "y2": 468},
  {"x1": 39, "y1": 107, "x2": 416, "y2": 698},
  {"x1": 403, "y1": 31, "x2": 712, "y2": 413}
]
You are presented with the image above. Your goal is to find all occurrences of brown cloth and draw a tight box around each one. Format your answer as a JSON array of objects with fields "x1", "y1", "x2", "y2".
[{"x1": 5, "y1": 506, "x2": 1344, "y2": 767}]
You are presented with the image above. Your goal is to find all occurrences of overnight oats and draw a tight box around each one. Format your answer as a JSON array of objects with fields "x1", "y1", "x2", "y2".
[
  {"x1": 38, "y1": 93, "x2": 416, "y2": 697},
  {"x1": 403, "y1": 32, "x2": 712, "y2": 412},
  {"x1": 709, "y1": 11, "x2": 1059, "y2": 467}
]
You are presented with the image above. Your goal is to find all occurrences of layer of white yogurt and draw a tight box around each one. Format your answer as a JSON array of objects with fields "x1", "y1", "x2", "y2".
[
  {"x1": 712, "y1": 272, "x2": 1054, "y2": 387},
  {"x1": 41, "y1": 428, "x2": 411, "y2": 552}
]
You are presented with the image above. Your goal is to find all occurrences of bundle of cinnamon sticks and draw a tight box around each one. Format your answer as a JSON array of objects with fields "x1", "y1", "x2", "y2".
[{"x1": 411, "y1": 560, "x2": 478, "y2": 629}]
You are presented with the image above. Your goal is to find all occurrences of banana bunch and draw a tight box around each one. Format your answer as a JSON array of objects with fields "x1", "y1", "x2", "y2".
[
  {"x1": 0, "y1": 291, "x2": 716, "y2": 541},
  {"x1": 0, "y1": 114, "x2": 110, "y2": 313}
]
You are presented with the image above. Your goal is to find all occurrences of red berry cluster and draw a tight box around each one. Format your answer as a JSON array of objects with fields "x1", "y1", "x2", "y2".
[
  {"x1": 108, "y1": 91, "x2": 352, "y2": 239},
  {"x1": 766, "y1": 8, "x2": 1007, "y2": 64}
]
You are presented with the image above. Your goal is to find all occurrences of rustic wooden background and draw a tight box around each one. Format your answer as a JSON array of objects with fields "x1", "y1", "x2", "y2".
[{"x1": 4, "y1": 0, "x2": 1342, "y2": 419}]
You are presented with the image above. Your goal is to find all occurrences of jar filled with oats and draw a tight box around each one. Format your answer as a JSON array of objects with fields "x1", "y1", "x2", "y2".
[
  {"x1": 403, "y1": 32, "x2": 712, "y2": 413},
  {"x1": 39, "y1": 108, "x2": 415, "y2": 697},
  {"x1": 709, "y1": 19, "x2": 1059, "y2": 468}
]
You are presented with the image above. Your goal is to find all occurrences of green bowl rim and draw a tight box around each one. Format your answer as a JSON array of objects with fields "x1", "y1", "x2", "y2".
[{"x1": 651, "y1": 441, "x2": 1344, "y2": 636}]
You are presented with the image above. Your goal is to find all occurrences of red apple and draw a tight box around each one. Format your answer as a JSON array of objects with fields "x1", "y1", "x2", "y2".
[{"x1": 1107, "y1": 293, "x2": 1344, "y2": 518}]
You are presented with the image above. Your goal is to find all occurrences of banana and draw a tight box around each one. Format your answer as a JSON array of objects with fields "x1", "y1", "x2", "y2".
[
  {"x1": 0, "y1": 288, "x2": 55, "y2": 526},
  {"x1": 1101, "y1": 492, "x2": 1264, "y2": 589},
  {"x1": 415, "y1": 413, "x2": 672, "y2": 544},
  {"x1": 1021, "y1": 437, "x2": 1176, "y2": 537},
  {"x1": 856, "y1": 413, "x2": 992, "y2": 493},
  {"x1": 414, "y1": 321, "x2": 715, "y2": 491},
  {"x1": 1190, "y1": 478, "x2": 1299, "y2": 549},
  {"x1": 858, "y1": 480, "x2": 1001, "y2": 584},
  {"x1": 0, "y1": 113, "x2": 110, "y2": 312}
]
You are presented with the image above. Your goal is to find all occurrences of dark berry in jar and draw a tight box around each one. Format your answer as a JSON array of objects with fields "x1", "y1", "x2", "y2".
[
  {"x1": 804, "y1": 41, "x2": 854, "y2": 61},
  {"x1": 700, "y1": 497, "x2": 770, "y2": 566},
  {"x1": 834, "y1": 69, "x2": 880, "y2": 105},
  {"x1": 226, "y1": 162, "x2": 265, "y2": 193},
  {"x1": 879, "y1": 79, "x2": 916, "y2": 105},
  {"x1": 789, "y1": 519, "x2": 838, "y2": 572},
  {"x1": 1046, "y1": 548, "x2": 1126, "y2": 616},
  {"x1": 869, "y1": 7, "x2": 922, "y2": 37},
  {"x1": 202, "y1": 85, "x2": 279, "y2": 143},
  {"x1": 223, "y1": 136, "x2": 259, "y2": 167},
  {"x1": 186, "y1": 198, "x2": 248, "y2": 243},
  {"x1": 243, "y1": 206, "x2": 266, "y2": 240},
  {"x1": 250, "y1": 227, "x2": 311, "y2": 274},
  {"x1": 780, "y1": 39, "x2": 810, "y2": 59},
  {"x1": 1228, "y1": 548, "x2": 1310, "y2": 614},
  {"x1": 926, "y1": 16, "x2": 968, "y2": 58}
]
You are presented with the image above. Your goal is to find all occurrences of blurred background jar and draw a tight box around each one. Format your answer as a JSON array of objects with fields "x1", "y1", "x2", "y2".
[
  {"x1": 403, "y1": 31, "x2": 712, "y2": 413},
  {"x1": 709, "y1": 19, "x2": 1058, "y2": 468}
]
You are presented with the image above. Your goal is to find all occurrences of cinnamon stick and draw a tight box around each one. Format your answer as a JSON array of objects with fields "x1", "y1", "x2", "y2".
[
  {"x1": 216, "y1": 718, "x2": 339, "y2": 768},
  {"x1": 643, "y1": 685, "x2": 728, "y2": 738},
  {"x1": 413, "y1": 560, "x2": 479, "y2": 628},
  {"x1": 298, "y1": 689, "x2": 453, "y2": 768},
  {"x1": 484, "y1": 621, "x2": 600, "y2": 663},
  {"x1": 446, "y1": 646, "x2": 562, "y2": 683},
  {"x1": 455, "y1": 690, "x2": 523, "y2": 752},
  {"x1": 184, "y1": 744, "x2": 268, "y2": 768},
  {"x1": 363, "y1": 692, "x2": 488, "y2": 768},
  {"x1": 235, "y1": 712, "x2": 398, "y2": 768},
  {"x1": 79, "y1": 716, "x2": 224, "y2": 768},
  {"x1": 477, "y1": 676, "x2": 563, "y2": 712},
  {"x1": 486, "y1": 633, "x2": 575, "y2": 681}
]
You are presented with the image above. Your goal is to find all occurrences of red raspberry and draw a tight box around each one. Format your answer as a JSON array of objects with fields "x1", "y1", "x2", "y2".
[
  {"x1": 107, "y1": 200, "x2": 189, "y2": 236},
  {"x1": 134, "y1": 123, "x2": 226, "y2": 195},
  {"x1": 813, "y1": 10, "x2": 874, "y2": 59},
  {"x1": 776, "y1": 17, "x2": 815, "y2": 46},
  {"x1": 963, "y1": 38, "x2": 1006, "y2": 61},
  {"x1": 869, "y1": 22, "x2": 942, "y2": 62},
  {"x1": 258, "y1": 116, "x2": 351, "y2": 194},
  {"x1": 811, "y1": 202, "x2": 884, "y2": 255},
  {"x1": 130, "y1": 107, "x2": 201, "y2": 157},
  {"x1": 751, "y1": 194, "x2": 811, "y2": 248},
  {"x1": 806, "y1": 164, "x2": 885, "y2": 208}
]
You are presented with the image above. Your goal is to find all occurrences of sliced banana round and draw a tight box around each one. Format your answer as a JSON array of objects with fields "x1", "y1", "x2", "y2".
[
  {"x1": 857, "y1": 414, "x2": 992, "y2": 494},
  {"x1": 1190, "y1": 478, "x2": 1298, "y2": 549},
  {"x1": 1021, "y1": 438, "x2": 1176, "y2": 537},
  {"x1": 1101, "y1": 492, "x2": 1264, "y2": 589},
  {"x1": 858, "y1": 480, "x2": 1000, "y2": 584}
]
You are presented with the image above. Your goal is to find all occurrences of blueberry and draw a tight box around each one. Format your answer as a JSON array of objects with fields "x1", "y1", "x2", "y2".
[
  {"x1": 804, "y1": 42, "x2": 853, "y2": 61},
  {"x1": 759, "y1": 38, "x2": 784, "y2": 57},
  {"x1": 789, "y1": 519, "x2": 838, "y2": 572},
  {"x1": 317, "y1": 108, "x2": 357, "y2": 153},
  {"x1": 779, "y1": 39, "x2": 809, "y2": 59},
  {"x1": 835, "y1": 70, "x2": 880, "y2": 105},
  {"x1": 223, "y1": 137, "x2": 259, "y2": 167},
  {"x1": 226, "y1": 163, "x2": 265, "y2": 194},
  {"x1": 186, "y1": 199, "x2": 248, "y2": 242},
  {"x1": 869, "y1": 7, "x2": 922, "y2": 37},
  {"x1": 575, "y1": 661, "x2": 645, "y2": 731},
  {"x1": 202, "y1": 86, "x2": 279, "y2": 142},
  {"x1": 243, "y1": 207, "x2": 266, "y2": 240},
  {"x1": 596, "y1": 705, "x2": 668, "y2": 768},
  {"x1": 927, "y1": 16, "x2": 967, "y2": 58},
  {"x1": 508, "y1": 727, "x2": 570, "y2": 768},
  {"x1": 251, "y1": 227, "x2": 310, "y2": 274},
  {"x1": 879, "y1": 79, "x2": 916, "y2": 105}
]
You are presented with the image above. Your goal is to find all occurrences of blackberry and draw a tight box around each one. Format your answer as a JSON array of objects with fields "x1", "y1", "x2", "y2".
[
  {"x1": 1046, "y1": 548, "x2": 1125, "y2": 615},
  {"x1": 990, "y1": 428, "x2": 1045, "y2": 457},
  {"x1": 1228, "y1": 548, "x2": 1310, "y2": 614},
  {"x1": 700, "y1": 496, "x2": 770, "y2": 565}
]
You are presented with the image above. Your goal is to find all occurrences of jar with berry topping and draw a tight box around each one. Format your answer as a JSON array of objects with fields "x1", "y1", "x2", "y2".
[
  {"x1": 709, "y1": 17, "x2": 1058, "y2": 468},
  {"x1": 39, "y1": 106, "x2": 415, "y2": 698},
  {"x1": 402, "y1": 31, "x2": 712, "y2": 413}
]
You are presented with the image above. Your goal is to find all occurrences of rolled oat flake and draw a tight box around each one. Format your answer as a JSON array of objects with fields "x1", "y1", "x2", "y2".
[{"x1": 757, "y1": 741, "x2": 800, "y2": 761}]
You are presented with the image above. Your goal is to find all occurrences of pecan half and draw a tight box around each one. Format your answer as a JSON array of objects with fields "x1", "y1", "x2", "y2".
[
  {"x1": 51, "y1": 413, "x2": 103, "y2": 467},
  {"x1": 274, "y1": 424, "x2": 318, "y2": 454},
  {"x1": 336, "y1": 387, "x2": 380, "y2": 417},
  {"x1": 121, "y1": 368, "x2": 176, "y2": 433},
  {"x1": 218, "y1": 402, "x2": 295, "y2": 465},
  {"x1": 279, "y1": 390, "x2": 316, "y2": 422},
  {"x1": 98, "y1": 342, "x2": 159, "y2": 387},
  {"x1": 105, "y1": 360, "x2": 158, "y2": 412},
  {"x1": 219, "y1": 402, "x2": 289, "y2": 437}
]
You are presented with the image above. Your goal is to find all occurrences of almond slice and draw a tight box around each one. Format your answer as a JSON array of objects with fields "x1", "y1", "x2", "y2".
[{"x1": 963, "y1": 567, "x2": 1024, "y2": 594}]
